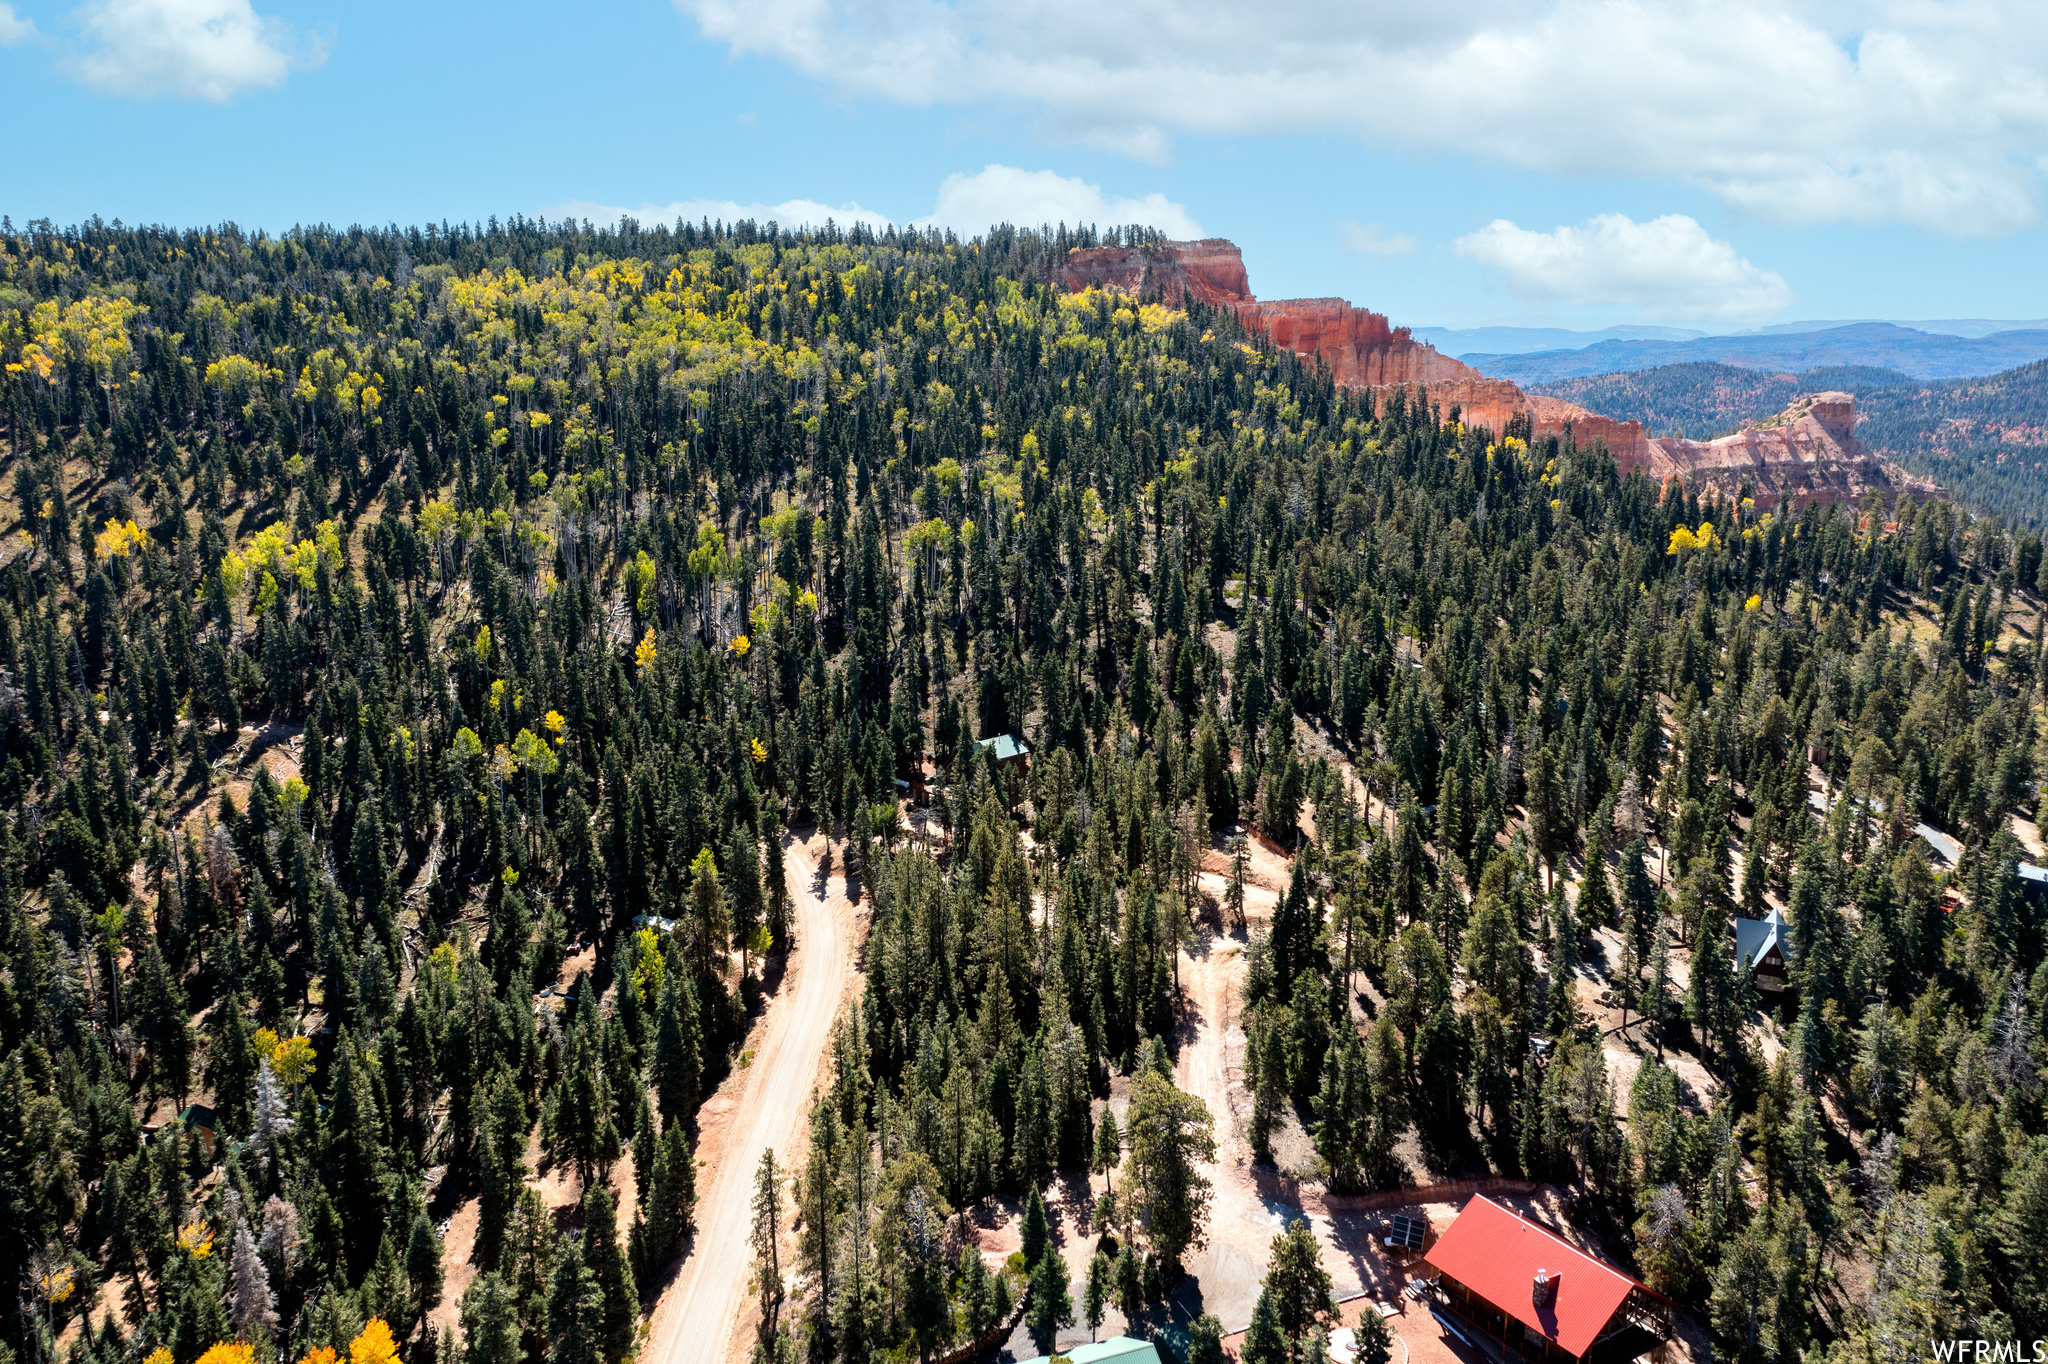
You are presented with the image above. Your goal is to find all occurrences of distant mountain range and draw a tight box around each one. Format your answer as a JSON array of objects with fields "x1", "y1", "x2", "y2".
[
  {"x1": 1460, "y1": 322, "x2": 2048, "y2": 383},
  {"x1": 1409, "y1": 324, "x2": 1705, "y2": 355},
  {"x1": 1416, "y1": 318, "x2": 2048, "y2": 359},
  {"x1": 1743, "y1": 318, "x2": 2048, "y2": 339}
]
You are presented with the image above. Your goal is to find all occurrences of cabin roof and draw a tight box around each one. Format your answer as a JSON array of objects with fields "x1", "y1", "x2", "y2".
[
  {"x1": 1016, "y1": 1338, "x2": 1162, "y2": 1364},
  {"x1": 976, "y1": 734, "x2": 1030, "y2": 763},
  {"x1": 1912, "y1": 823, "x2": 1962, "y2": 867},
  {"x1": 1735, "y1": 907, "x2": 1793, "y2": 975},
  {"x1": 1426, "y1": 1196, "x2": 1661, "y2": 1358}
]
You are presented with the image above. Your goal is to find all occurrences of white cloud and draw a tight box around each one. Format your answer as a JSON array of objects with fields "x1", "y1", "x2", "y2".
[
  {"x1": 0, "y1": 4, "x2": 38, "y2": 45},
  {"x1": 1454, "y1": 213, "x2": 1793, "y2": 324},
  {"x1": 542, "y1": 195, "x2": 897, "y2": 233},
  {"x1": 1339, "y1": 221, "x2": 1416, "y2": 258},
  {"x1": 674, "y1": 0, "x2": 2048, "y2": 235},
  {"x1": 66, "y1": 0, "x2": 325, "y2": 101},
  {"x1": 546, "y1": 165, "x2": 1201, "y2": 239},
  {"x1": 915, "y1": 165, "x2": 1201, "y2": 236}
]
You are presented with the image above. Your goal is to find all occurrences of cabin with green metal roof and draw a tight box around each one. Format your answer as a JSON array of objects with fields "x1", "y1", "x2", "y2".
[{"x1": 975, "y1": 733, "x2": 1031, "y2": 773}]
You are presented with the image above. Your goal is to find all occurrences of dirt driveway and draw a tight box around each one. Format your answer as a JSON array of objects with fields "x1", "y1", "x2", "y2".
[{"x1": 641, "y1": 831, "x2": 857, "y2": 1364}]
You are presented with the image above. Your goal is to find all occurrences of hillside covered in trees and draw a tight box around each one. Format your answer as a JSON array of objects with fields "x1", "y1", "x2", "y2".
[
  {"x1": 1856, "y1": 360, "x2": 2048, "y2": 529},
  {"x1": 0, "y1": 216, "x2": 2044, "y2": 1364}
]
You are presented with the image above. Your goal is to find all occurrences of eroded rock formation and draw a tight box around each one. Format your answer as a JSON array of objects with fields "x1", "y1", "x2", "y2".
[
  {"x1": 1056, "y1": 241, "x2": 1476, "y2": 390},
  {"x1": 1055, "y1": 239, "x2": 1928, "y2": 507},
  {"x1": 1053, "y1": 238, "x2": 1251, "y2": 307},
  {"x1": 1638, "y1": 393, "x2": 1936, "y2": 507},
  {"x1": 1056, "y1": 238, "x2": 1637, "y2": 456}
]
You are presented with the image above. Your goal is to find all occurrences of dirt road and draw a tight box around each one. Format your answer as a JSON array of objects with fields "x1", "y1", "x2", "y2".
[
  {"x1": 1178, "y1": 835, "x2": 1369, "y2": 1329},
  {"x1": 643, "y1": 832, "x2": 856, "y2": 1364}
]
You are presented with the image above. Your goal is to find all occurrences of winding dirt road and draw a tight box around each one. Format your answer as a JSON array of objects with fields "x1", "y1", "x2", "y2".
[{"x1": 643, "y1": 832, "x2": 857, "y2": 1364}]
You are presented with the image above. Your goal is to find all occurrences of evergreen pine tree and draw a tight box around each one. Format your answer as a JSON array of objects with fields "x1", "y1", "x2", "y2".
[
  {"x1": 404, "y1": 1208, "x2": 444, "y2": 1332},
  {"x1": 546, "y1": 1240, "x2": 605, "y2": 1364},
  {"x1": 1240, "y1": 1287, "x2": 1288, "y2": 1364},
  {"x1": 1084, "y1": 1250, "x2": 1112, "y2": 1341},
  {"x1": 1025, "y1": 1244, "x2": 1074, "y2": 1348},
  {"x1": 1020, "y1": 1185, "x2": 1050, "y2": 1268},
  {"x1": 581, "y1": 1185, "x2": 638, "y2": 1363}
]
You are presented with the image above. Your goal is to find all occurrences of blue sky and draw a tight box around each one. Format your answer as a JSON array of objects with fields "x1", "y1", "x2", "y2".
[{"x1": 5, "y1": 0, "x2": 2048, "y2": 334}]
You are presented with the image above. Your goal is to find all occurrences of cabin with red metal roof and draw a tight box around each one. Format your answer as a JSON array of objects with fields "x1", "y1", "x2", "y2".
[{"x1": 1423, "y1": 1196, "x2": 1672, "y2": 1364}]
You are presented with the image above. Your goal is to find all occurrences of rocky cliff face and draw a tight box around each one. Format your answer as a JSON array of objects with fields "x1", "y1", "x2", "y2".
[
  {"x1": 1054, "y1": 238, "x2": 1251, "y2": 306},
  {"x1": 1054, "y1": 239, "x2": 1926, "y2": 507},
  {"x1": 1057, "y1": 241, "x2": 1477, "y2": 390},
  {"x1": 1638, "y1": 393, "x2": 1936, "y2": 507}
]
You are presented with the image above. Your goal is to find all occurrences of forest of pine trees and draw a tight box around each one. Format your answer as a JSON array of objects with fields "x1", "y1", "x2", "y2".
[{"x1": 0, "y1": 213, "x2": 2043, "y2": 1364}]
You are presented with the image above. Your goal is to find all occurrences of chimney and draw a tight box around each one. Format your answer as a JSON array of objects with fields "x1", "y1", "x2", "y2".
[{"x1": 1533, "y1": 1268, "x2": 1557, "y2": 1308}]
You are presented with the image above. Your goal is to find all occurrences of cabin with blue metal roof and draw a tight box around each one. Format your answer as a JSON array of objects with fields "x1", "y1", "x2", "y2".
[{"x1": 1734, "y1": 907, "x2": 1793, "y2": 993}]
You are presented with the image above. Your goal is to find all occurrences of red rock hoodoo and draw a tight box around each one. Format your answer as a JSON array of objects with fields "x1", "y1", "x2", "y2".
[{"x1": 1054, "y1": 239, "x2": 1926, "y2": 507}]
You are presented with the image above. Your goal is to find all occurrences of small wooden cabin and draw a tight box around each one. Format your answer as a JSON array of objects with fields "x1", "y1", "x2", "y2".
[
  {"x1": 1733, "y1": 906, "x2": 1795, "y2": 994},
  {"x1": 975, "y1": 734, "x2": 1031, "y2": 776},
  {"x1": 1426, "y1": 1196, "x2": 1672, "y2": 1364}
]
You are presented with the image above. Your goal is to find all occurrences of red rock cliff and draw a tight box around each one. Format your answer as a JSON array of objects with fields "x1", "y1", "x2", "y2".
[
  {"x1": 1054, "y1": 238, "x2": 1252, "y2": 305},
  {"x1": 1056, "y1": 241, "x2": 1481, "y2": 391},
  {"x1": 1053, "y1": 239, "x2": 1929, "y2": 506},
  {"x1": 1056, "y1": 240, "x2": 1639, "y2": 456}
]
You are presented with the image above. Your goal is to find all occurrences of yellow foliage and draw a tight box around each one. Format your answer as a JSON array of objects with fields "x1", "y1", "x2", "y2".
[
  {"x1": 203, "y1": 354, "x2": 273, "y2": 391},
  {"x1": 1745, "y1": 594, "x2": 1763, "y2": 612},
  {"x1": 1666, "y1": 521, "x2": 1720, "y2": 556},
  {"x1": 427, "y1": 942, "x2": 460, "y2": 983},
  {"x1": 418, "y1": 499, "x2": 458, "y2": 544},
  {"x1": 297, "y1": 1348, "x2": 339, "y2": 1364},
  {"x1": 729, "y1": 634, "x2": 751, "y2": 656},
  {"x1": 196, "y1": 1344, "x2": 256, "y2": 1364},
  {"x1": 178, "y1": 1219, "x2": 214, "y2": 1259},
  {"x1": 270, "y1": 1034, "x2": 317, "y2": 1087},
  {"x1": 1136, "y1": 301, "x2": 1180, "y2": 333},
  {"x1": 220, "y1": 518, "x2": 339, "y2": 602},
  {"x1": 37, "y1": 1265, "x2": 75, "y2": 1305},
  {"x1": 95, "y1": 518, "x2": 147, "y2": 559},
  {"x1": 147, "y1": 1349, "x2": 176, "y2": 1364},
  {"x1": 635, "y1": 628, "x2": 658, "y2": 674},
  {"x1": 751, "y1": 737, "x2": 768, "y2": 764},
  {"x1": 631, "y1": 928, "x2": 664, "y2": 1005},
  {"x1": 510, "y1": 727, "x2": 559, "y2": 775},
  {"x1": 350, "y1": 1319, "x2": 400, "y2": 1364},
  {"x1": 30, "y1": 295, "x2": 142, "y2": 386}
]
